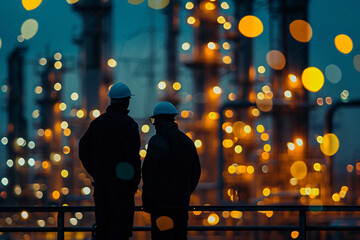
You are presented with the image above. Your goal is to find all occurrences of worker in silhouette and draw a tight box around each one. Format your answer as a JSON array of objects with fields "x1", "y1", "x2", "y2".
[
  {"x1": 79, "y1": 82, "x2": 141, "y2": 240},
  {"x1": 142, "y1": 101, "x2": 201, "y2": 240}
]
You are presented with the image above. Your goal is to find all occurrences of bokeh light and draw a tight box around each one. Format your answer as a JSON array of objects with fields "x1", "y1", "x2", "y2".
[
  {"x1": 21, "y1": 19, "x2": 39, "y2": 40},
  {"x1": 238, "y1": 15, "x2": 263, "y2": 38},
  {"x1": 116, "y1": 162, "x2": 134, "y2": 180},
  {"x1": 148, "y1": 0, "x2": 169, "y2": 10},
  {"x1": 266, "y1": 50, "x2": 286, "y2": 70},
  {"x1": 156, "y1": 216, "x2": 174, "y2": 231},
  {"x1": 320, "y1": 133, "x2": 340, "y2": 156},
  {"x1": 334, "y1": 34, "x2": 353, "y2": 54},
  {"x1": 301, "y1": 67, "x2": 324, "y2": 92},
  {"x1": 289, "y1": 20, "x2": 312, "y2": 42},
  {"x1": 325, "y1": 64, "x2": 342, "y2": 84},
  {"x1": 22, "y1": 0, "x2": 42, "y2": 11},
  {"x1": 353, "y1": 54, "x2": 360, "y2": 72},
  {"x1": 290, "y1": 161, "x2": 307, "y2": 180}
]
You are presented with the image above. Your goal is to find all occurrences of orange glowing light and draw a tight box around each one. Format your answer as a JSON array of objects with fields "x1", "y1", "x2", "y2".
[
  {"x1": 261, "y1": 152, "x2": 269, "y2": 160},
  {"x1": 217, "y1": 16, "x2": 226, "y2": 24},
  {"x1": 266, "y1": 50, "x2": 286, "y2": 70},
  {"x1": 52, "y1": 191, "x2": 60, "y2": 200},
  {"x1": 63, "y1": 128, "x2": 71, "y2": 137},
  {"x1": 289, "y1": 20, "x2": 312, "y2": 43},
  {"x1": 222, "y1": 56, "x2": 232, "y2": 64},
  {"x1": 335, "y1": 34, "x2": 353, "y2": 54},
  {"x1": 261, "y1": 133, "x2": 269, "y2": 141},
  {"x1": 44, "y1": 129, "x2": 52, "y2": 138},
  {"x1": 187, "y1": 16, "x2": 196, "y2": 25},
  {"x1": 63, "y1": 146, "x2": 70, "y2": 154},
  {"x1": 42, "y1": 161, "x2": 50, "y2": 169},
  {"x1": 225, "y1": 110, "x2": 234, "y2": 118},
  {"x1": 238, "y1": 15, "x2": 263, "y2": 38},
  {"x1": 320, "y1": 133, "x2": 339, "y2": 156},
  {"x1": 290, "y1": 161, "x2": 307, "y2": 180}
]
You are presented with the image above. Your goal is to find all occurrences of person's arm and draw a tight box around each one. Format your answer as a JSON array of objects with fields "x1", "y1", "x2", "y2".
[
  {"x1": 142, "y1": 135, "x2": 167, "y2": 212},
  {"x1": 122, "y1": 121, "x2": 141, "y2": 192},
  {"x1": 190, "y1": 148, "x2": 201, "y2": 194},
  {"x1": 79, "y1": 125, "x2": 94, "y2": 177}
]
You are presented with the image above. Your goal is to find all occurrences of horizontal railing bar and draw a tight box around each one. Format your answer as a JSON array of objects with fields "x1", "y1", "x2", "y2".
[
  {"x1": 0, "y1": 205, "x2": 359, "y2": 212},
  {"x1": 2, "y1": 225, "x2": 360, "y2": 233}
]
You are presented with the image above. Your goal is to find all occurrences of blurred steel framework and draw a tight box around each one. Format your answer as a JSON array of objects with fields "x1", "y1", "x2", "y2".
[{"x1": 6, "y1": 47, "x2": 28, "y2": 204}]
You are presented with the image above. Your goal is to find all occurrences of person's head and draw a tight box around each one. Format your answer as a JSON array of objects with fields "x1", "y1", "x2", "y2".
[
  {"x1": 150, "y1": 102, "x2": 178, "y2": 130},
  {"x1": 108, "y1": 82, "x2": 134, "y2": 108}
]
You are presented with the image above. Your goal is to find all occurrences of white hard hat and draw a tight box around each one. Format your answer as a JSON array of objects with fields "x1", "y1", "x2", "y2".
[
  {"x1": 151, "y1": 101, "x2": 178, "y2": 118},
  {"x1": 108, "y1": 82, "x2": 134, "y2": 99}
]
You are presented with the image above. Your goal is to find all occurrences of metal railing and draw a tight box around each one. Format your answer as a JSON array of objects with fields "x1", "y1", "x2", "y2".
[{"x1": 0, "y1": 205, "x2": 359, "y2": 240}]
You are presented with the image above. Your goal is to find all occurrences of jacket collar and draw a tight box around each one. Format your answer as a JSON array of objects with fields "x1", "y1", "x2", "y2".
[
  {"x1": 156, "y1": 122, "x2": 178, "y2": 133},
  {"x1": 106, "y1": 104, "x2": 130, "y2": 115}
]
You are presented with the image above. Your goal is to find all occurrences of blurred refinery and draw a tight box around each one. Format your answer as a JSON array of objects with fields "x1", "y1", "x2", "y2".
[{"x1": 0, "y1": 0, "x2": 360, "y2": 239}]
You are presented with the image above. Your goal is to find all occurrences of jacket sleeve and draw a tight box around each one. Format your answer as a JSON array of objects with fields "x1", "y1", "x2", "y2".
[
  {"x1": 190, "y1": 148, "x2": 201, "y2": 194},
  {"x1": 122, "y1": 121, "x2": 141, "y2": 192},
  {"x1": 79, "y1": 125, "x2": 94, "y2": 177},
  {"x1": 141, "y1": 135, "x2": 167, "y2": 212}
]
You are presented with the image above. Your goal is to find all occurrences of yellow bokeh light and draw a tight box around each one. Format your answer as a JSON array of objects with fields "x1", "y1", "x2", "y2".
[
  {"x1": 194, "y1": 139, "x2": 202, "y2": 148},
  {"x1": 256, "y1": 125, "x2": 264, "y2": 133},
  {"x1": 77, "y1": 110, "x2": 85, "y2": 118},
  {"x1": 185, "y1": 2, "x2": 194, "y2": 10},
  {"x1": 221, "y1": 2, "x2": 229, "y2": 9},
  {"x1": 207, "y1": 213, "x2": 219, "y2": 225},
  {"x1": 289, "y1": 20, "x2": 312, "y2": 43},
  {"x1": 63, "y1": 128, "x2": 71, "y2": 137},
  {"x1": 39, "y1": 58, "x2": 47, "y2": 66},
  {"x1": 261, "y1": 133, "x2": 269, "y2": 141},
  {"x1": 234, "y1": 145, "x2": 242, "y2": 154},
  {"x1": 172, "y1": 82, "x2": 181, "y2": 90},
  {"x1": 67, "y1": 0, "x2": 80, "y2": 4},
  {"x1": 222, "y1": 56, "x2": 232, "y2": 64},
  {"x1": 228, "y1": 165, "x2": 236, "y2": 174},
  {"x1": 205, "y1": 2, "x2": 216, "y2": 10},
  {"x1": 21, "y1": 19, "x2": 39, "y2": 40},
  {"x1": 61, "y1": 170, "x2": 69, "y2": 178},
  {"x1": 230, "y1": 211, "x2": 243, "y2": 219},
  {"x1": 263, "y1": 188, "x2": 270, "y2": 197},
  {"x1": 208, "y1": 112, "x2": 219, "y2": 120},
  {"x1": 258, "y1": 66, "x2": 265, "y2": 74},
  {"x1": 140, "y1": 150, "x2": 147, "y2": 158},
  {"x1": 290, "y1": 161, "x2": 307, "y2": 180},
  {"x1": 182, "y1": 42, "x2": 190, "y2": 50},
  {"x1": 332, "y1": 193, "x2": 340, "y2": 202},
  {"x1": 291, "y1": 231, "x2": 299, "y2": 239},
  {"x1": 148, "y1": 0, "x2": 169, "y2": 10},
  {"x1": 217, "y1": 16, "x2": 226, "y2": 24},
  {"x1": 22, "y1": 0, "x2": 42, "y2": 11},
  {"x1": 252, "y1": 108, "x2": 260, "y2": 117},
  {"x1": 141, "y1": 124, "x2": 150, "y2": 133},
  {"x1": 222, "y1": 42, "x2": 230, "y2": 50},
  {"x1": 247, "y1": 166, "x2": 254, "y2": 174},
  {"x1": 244, "y1": 125, "x2": 251, "y2": 133},
  {"x1": 54, "y1": 83, "x2": 62, "y2": 91},
  {"x1": 128, "y1": 0, "x2": 145, "y2": 5},
  {"x1": 223, "y1": 139, "x2": 234, "y2": 148},
  {"x1": 107, "y1": 59, "x2": 117, "y2": 68},
  {"x1": 223, "y1": 22, "x2": 232, "y2": 30},
  {"x1": 313, "y1": 163, "x2": 321, "y2": 172},
  {"x1": 228, "y1": 93, "x2": 236, "y2": 101},
  {"x1": 54, "y1": 52, "x2": 62, "y2": 60},
  {"x1": 238, "y1": 15, "x2": 263, "y2": 38},
  {"x1": 301, "y1": 67, "x2": 324, "y2": 92},
  {"x1": 263, "y1": 144, "x2": 271, "y2": 152},
  {"x1": 266, "y1": 50, "x2": 286, "y2": 70},
  {"x1": 63, "y1": 146, "x2": 70, "y2": 154},
  {"x1": 335, "y1": 34, "x2": 353, "y2": 54},
  {"x1": 316, "y1": 136, "x2": 323, "y2": 143},
  {"x1": 54, "y1": 61, "x2": 62, "y2": 69},
  {"x1": 71, "y1": 92, "x2": 79, "y2": 101},
  {"x1": 52, "y1": 191, "x2": 60, "y2": 200},
  {"x1": 187, "y1": 16, "x2": 196, "y2": 25},
  {"x1": 181, "y1": 110, "x2": 189, "y2": 118},
  {"x1": 320, "y1": 133, "x2": 339, "y2": 156},
  {"x1": 287, "y1": 142, "x2": 295, "y2": 151}
]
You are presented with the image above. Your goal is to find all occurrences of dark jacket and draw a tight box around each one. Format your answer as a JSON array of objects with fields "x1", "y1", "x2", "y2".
[
  {"x1": 79, "y1": 104, "x2": 141, "y2": 188},
  {"x1": 142, "y1": 122, "x2": 201, "y2": 212}
]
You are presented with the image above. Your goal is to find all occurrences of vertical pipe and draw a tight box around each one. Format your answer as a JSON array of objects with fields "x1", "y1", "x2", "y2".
[
  {"x1": 299, "y1": 210, "x2": 306, "y2": 240},
  {"x1": 57, "y1": 210, "x2": 65, "y2": 240}
]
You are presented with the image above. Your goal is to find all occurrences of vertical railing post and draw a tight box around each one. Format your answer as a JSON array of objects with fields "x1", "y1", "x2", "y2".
[
  {"x1": 57, "y1": 209, "x2": 65, "y2": 240},
  {"x1": 299, "y1": 209, "x2": 306, "y2": 240}
]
